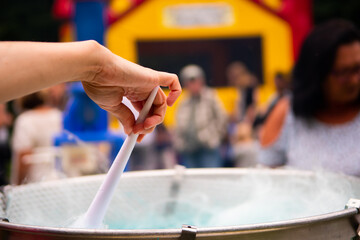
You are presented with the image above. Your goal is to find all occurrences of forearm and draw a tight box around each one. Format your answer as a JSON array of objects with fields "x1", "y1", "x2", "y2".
[{"x1": 0, "y1": 40, "x2": 102, "y2": 103}]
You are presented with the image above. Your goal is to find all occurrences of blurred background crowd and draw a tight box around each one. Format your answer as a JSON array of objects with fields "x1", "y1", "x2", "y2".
[{"x1": 1, "y1": 0, "x2": 360, "y2": 185}]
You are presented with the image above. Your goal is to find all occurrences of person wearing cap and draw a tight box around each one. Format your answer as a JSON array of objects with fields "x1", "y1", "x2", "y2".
[{"x1": 174, "y1": 64, "x2": 227, "y2": 168}]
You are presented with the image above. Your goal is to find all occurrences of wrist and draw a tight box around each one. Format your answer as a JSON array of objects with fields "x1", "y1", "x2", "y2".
[{"x1": 72, "y1": 40, "x2": 105, "y2": 84}]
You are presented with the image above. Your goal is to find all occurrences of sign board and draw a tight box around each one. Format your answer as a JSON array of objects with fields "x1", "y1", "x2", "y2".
[{"x1": 163, "y1": 3, "x2": 234, "y2": 28}]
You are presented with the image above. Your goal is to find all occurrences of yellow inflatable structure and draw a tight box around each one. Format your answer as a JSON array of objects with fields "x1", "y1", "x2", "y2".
[{"x1": 106, "y1": 0, "x2": 293, "y2": 127}]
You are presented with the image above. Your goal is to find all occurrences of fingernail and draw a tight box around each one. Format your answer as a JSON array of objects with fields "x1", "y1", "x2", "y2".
[
  {"x1": 144, "y1": 125, "x2": 152, "y2": 130},
  {"x1": 137, "y1": 135, "x2": 144, "y2": 142}
]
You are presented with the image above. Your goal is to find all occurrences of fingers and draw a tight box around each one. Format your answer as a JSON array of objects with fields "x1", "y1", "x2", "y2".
[
  {"x1": 132, "y1": 89, "x2": 166, "y2": 134},
  {"x1": 145, "y1": 89, "x2": 167, "y2": 128},
  {"x1": 157, "y1": 72, "x2": 182, "y2": 106},
  {"x1": 111, "y1": 71, "x2": 180, "y2": 137},
  {"x1": 133, "y1": 114, "x2": 162, "y2": 134},
  {"x1": 131, "y1": 100, "x2": 144, "y2": 113},
  {"x1": 106, "y1": 102, "x2": 135, "y2": 135},
  {"x1": 137, "y1": 134, "x2": 145, "y2": 143},
  {"x1": 136, "y1": 127, "x2": 155, "y2": 143}
]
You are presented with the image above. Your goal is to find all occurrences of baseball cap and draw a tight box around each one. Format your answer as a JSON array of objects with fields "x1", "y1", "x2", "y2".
[{"x1": 179, "y1": 64, "x2": 205, "y2": 82}]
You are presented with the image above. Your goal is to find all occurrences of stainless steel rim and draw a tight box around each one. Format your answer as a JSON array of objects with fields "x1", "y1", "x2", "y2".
[
  {"x1": 0, "y1": 168, "x2": 358, "y2": 237},
  {"x1": 0, "y1": 208, "x2": 357, "y2": 237}
]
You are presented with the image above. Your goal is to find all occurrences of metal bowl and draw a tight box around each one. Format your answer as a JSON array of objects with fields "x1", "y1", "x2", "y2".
[{"x1": 0, "y1": 168, "x2": 359, "y2": 240}]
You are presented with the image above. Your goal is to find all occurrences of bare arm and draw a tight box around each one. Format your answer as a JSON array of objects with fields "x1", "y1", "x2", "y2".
[
  {"x1": 0, "y1": 41, "x2": 100, "y2": 102},
  {"x1": 0, "y1": 41, "x2": 182, "y2": 137},
  {"x1": 259, "y1": 97, "x2": 289, "y2": 147}
]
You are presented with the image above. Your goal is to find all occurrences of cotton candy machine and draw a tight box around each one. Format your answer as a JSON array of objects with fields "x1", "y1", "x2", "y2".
[{"x1": 0, "y1": 168, "x2": 360, "y2": 240}]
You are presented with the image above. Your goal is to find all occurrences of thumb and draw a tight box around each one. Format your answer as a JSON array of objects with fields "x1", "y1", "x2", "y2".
[{"x1": 157, "y1": 72, "x2": 182, "y2": 106}]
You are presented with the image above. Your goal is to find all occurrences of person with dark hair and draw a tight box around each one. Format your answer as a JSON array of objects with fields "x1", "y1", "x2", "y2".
[
  {"x1": 226, "y1": 61, "x2": 259, "y2": 123},
  {"x1": 226, "y1": 61, "x2": 259, "y2": 168},
  {"x1": 253, "y1": 71, "x2": 291, "y2": 131},
  {"x1": 258, "y1": 19, "x2": 360, "y2": 176},
  {"x1": 11, "y1": 90, "x2": 62, "y2": 184}
]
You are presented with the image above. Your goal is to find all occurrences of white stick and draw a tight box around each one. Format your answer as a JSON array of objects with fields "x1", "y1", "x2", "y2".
[{"x1": 75, "y1": 86, "x2": 159, "y2": 229}]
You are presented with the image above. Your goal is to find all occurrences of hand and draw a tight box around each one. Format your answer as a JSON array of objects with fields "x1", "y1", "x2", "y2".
[
  {"x1": 82, "y1": 46, "x2": 181, "y2": 141},
  {"x1": 0, "y1": 40, "x2": 181, "y2": 142}
]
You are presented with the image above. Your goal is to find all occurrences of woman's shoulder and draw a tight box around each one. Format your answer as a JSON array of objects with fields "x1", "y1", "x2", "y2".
[{"x1": 259, "y1": 97, "x2": 290, "y2": 147}]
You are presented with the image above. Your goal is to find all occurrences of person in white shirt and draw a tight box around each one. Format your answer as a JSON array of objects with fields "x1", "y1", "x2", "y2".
[{"x1": 11, "y1": 90, "x2": 62, "y2": 184}]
